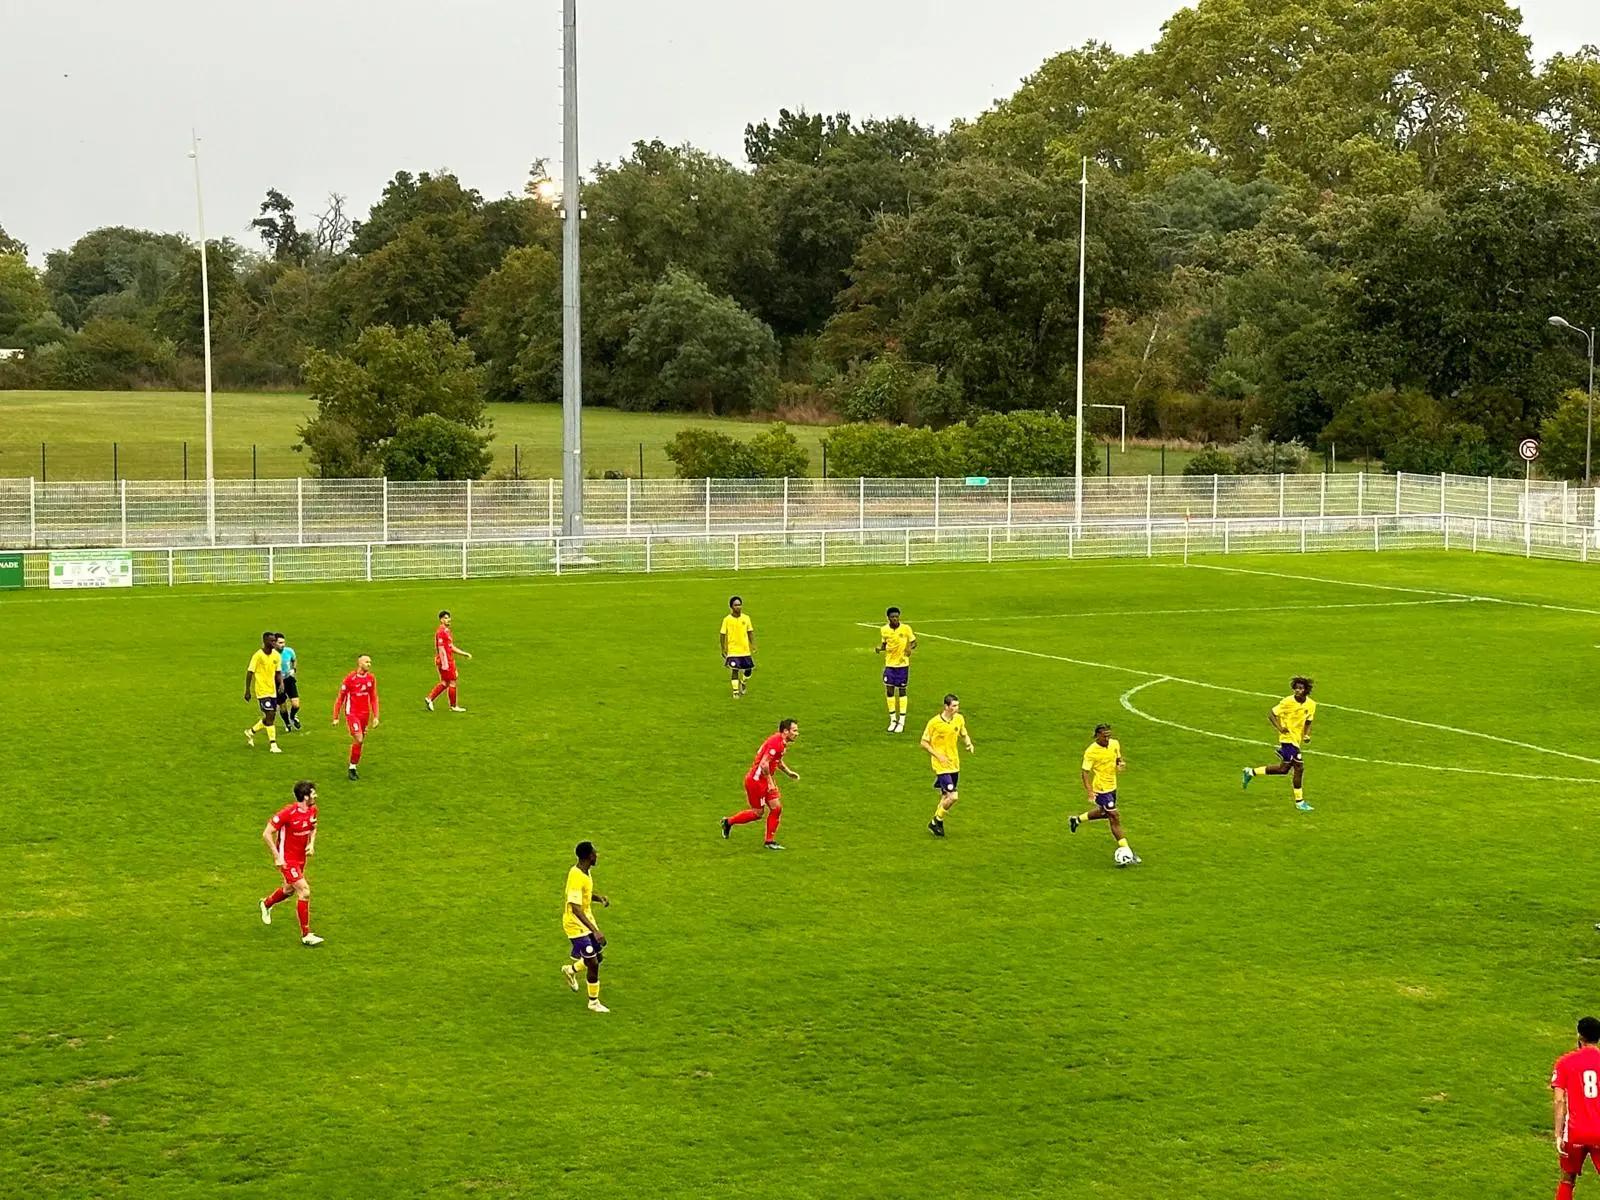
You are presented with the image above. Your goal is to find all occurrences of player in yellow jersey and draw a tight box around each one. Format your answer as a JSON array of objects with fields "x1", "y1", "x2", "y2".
[
  {"x1": 560, "y1": 841, "x2": 611, "y2": 1014},
  {"x1": 1243, "y1": 676, "x2": 1317, "y2": 811},
  {"x1": 876, "y1": 606, "x2": 917, "y2": 734},
  {"x1": 1071, "y1": 724, "x2": 1138, "y2": 863},
  {"x1": 719, "y1": 596, "x2": 756, "y2": 698},
  {"x1": 244, "y1": 631, "x2": 283, "y2": 754},
  {"x1": 921, "y1": 693, "x2": 974, "y2": 837}
]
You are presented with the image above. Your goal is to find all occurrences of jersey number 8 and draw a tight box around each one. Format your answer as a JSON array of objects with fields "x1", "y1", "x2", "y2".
[{"x1": 1584, "y1": 1070, "x2": 1598, "y2": 1099}]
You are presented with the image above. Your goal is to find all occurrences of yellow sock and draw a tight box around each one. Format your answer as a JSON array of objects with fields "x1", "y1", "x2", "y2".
[
  {"x1": 1076, "y1": 811, "x2": 1091, "y2": 823},
  {"x1": 887, "y1": 696, "x2": 897, "y2": 713},
  {"x1": 1293, "y1": 788, "x2": 1304, "y2": 802},
  {"x1": 250, "y1": 720, "x2": 265, "y2": 733},
  {"x1": 1253, "y1": 766, "x2": 1268, "y2": 776},
  {"x1": 266, "y1": 725, "x2": 277, "y2": 744},
  {"x1": 570, "y1": 958, "x2": 584, "y2": 973},
  {"x1": 1116, "y1": 837, "x2": 1129, "y2": 849},
  {"x1": 897, "y1": 695, "x2": 908, "y2": 714},
  {"x1": 933, "y1": 802, "x2": 948, "y2": 823},
  {"x1": 587, "y1": 982, "x2": 600, "y2": 1001},
  {"x1": 731, "y1": 679, "x2": 740, "y2": 695}
]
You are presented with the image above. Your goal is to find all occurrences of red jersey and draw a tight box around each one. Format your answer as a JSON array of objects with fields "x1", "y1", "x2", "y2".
[
  {"x1": 334, "y1": 670, "x2": 379, "y2": 719},
  {"x1": 1553, "y1": 1047, "x2": 1600, "y2": 1144},
  {"x1": 270, "y1": 802, "x2": 318, "y2": 866},
  {"x1": 435, "y1": 624, "x2": 455, "y2": 671},
  {"x1": 747, "y1": 733, "x2": 788, "y2": 781}
]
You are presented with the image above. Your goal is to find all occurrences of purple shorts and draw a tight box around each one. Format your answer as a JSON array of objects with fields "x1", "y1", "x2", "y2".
[
  {"x1": 726, "y1": 656, "x2": 754, "y2": 675},
  {"x1": 1276, "y1": 743, "x2": 1303, "y2": 764},
  {"x1": 934, "y1": 772, "x2": 959, "y2": 794},
  {"x1": 569, "y1": 935, "x2": 601, "y2": 961},
  {"x1": 883, "y1": 666, "x2": 909, "y2": 689},
  {"x1": 1094, "y1": 790, "x2": 1118, "y2": 811}
]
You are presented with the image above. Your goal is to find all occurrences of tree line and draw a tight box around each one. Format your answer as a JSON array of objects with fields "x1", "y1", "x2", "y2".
[{"x1": 2, "y1": 0, "x2": 1599, "y2": 480}]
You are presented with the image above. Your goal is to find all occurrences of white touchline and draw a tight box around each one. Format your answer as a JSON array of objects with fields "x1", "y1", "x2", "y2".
[
  {"x1": 1119, "y1": 678, "x2": 1600, "y2": 786},
  {"x1": 869, "y1": 626, "x2": 1600, "y2": 770},
  {"x1": 1186, "y1": 562, "x2": 1600, "y2": 619},
  {"x1": 919, "y1": 598, "x2": 1474, "y2": 623}
]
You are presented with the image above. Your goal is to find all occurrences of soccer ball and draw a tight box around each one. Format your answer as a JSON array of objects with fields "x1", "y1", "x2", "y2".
[{"x1": 1113, "y1": 845, "x2": 1137, "y2": 867}]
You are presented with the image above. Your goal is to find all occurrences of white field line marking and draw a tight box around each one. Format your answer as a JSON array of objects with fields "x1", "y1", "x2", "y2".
[
  {"x1": 1186, "y1": 561, "x2": 1600, "y2": 618},
  {"x1": 875, "y1": 626, "x2": 1600, "y2": 769},
  {"x1": 1118, "y1": 678, "x2": 1600, "y2": 785},
  {"x1": 920, "y1": 598, "x2": 1474, "y2": 623}
]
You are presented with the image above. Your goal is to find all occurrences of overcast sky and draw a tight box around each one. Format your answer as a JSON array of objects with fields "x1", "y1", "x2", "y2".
[{"x1": 4, "y1": 1, "x2": 1595, "y2": 262}]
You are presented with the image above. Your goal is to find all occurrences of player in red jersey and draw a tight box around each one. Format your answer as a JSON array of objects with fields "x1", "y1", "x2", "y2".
[
  {"x1": 332, "y1": 654, "x2": 380, "y2": 781},
  {"x1": 1552, "y1": 1017, "x2": 1600, "y2": 1199},
  {"x1": 425, "y1": 609, "x2": 473, "y2": 713},
  {"x1": 721, "y1": 718, "x2": 800, "y2": 851},
  {"x1": 259, "y1": 780, "x2": 323, "y2": 946}
]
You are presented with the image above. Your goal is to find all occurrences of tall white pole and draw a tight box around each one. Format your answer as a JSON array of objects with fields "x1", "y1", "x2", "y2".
[
  {"x1": 1586, "y1": 328, "x2": 1594, "y2": 489},
  {"x1": 189, "y1": 132, "x2": 216, "y2": 545},
  {"x1": 560, "y1": 0, "x2": 584, "y2": 540},
  {"x1": 1073, "y1": 157, "x2": 1088, "y2": 531}
]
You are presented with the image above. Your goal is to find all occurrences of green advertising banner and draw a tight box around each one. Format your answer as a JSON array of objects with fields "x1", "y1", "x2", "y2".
[{"x1": 0, "y1": 554, "x2": 22, "y2": 591}]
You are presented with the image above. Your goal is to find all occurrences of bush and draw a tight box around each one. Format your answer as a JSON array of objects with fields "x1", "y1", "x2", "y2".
[
  {"x1": 663, "y1": 423, "x2": 811, "y2": 479},
  {"x1": 1318, "y1": 388, "x2": 1441, "y2": 460},
  {"x1": 1182, "y1": 448, "x2": 1239, "y2": 476},
  {"x1": 1229, "y1": 425, "x2": 1309, "y2": 474},
  {"x1": 822, "y1": 423, "x2": 956, "y2": 478},
  {"x1": 1386, "y1": 422, "x2": 1517, "y2": 477},
  {"x1": 745, "y1": 423, "x2": 809, "y2": 478},
  {"x1": 381, "y1": 413, "x2": 494, "y2": 481},
  {"x1": 33, "y1": 318, "x2": 178, "y2": 389},
  {"x1": 822, "y1": 414, "x2": 1098, "y2": 478},
  {"x1": 963, "y1": 411, "x2": 1096, "y2": 477},
  {"x1": 1539, "y1": 390, "x2": 1592, "y2": 482}
]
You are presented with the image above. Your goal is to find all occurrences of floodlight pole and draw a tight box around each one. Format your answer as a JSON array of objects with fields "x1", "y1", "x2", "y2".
[
  {"x1": 189, "y1": 131, "x2": 216, "y2": 544},
  {"x1": 1549, "y1": 315, "x2": 1595, "y2": 487},
  {"x1": 560, "y1": 0, "x2": 584, "y2": 540},
  {"x1": 1073, "y1": 157, "x2": 1088, "y2": 531}
]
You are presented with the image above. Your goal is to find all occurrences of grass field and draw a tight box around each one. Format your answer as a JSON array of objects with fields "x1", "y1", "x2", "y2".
[
  {"x1": 0, "y1": 390, "x2": 1212, "y2": 481},
  {"x1": 6, "y1": 549, "x2": 1595, "y2": 1198}
]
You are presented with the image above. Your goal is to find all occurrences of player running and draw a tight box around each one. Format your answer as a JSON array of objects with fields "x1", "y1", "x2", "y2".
[
  {"x1": 244, "y1": 631, "x2": 283, "y2": 753},
  {"x1": 1551, "y1": 1017, "x2": 1600, "y2": 1200},
  {"x1": 1242, "y1": 676, "x2": 1317, "y2": 811},
  {"x1": 276, "y1": 633, "x2": 301, "y2": 731},
  {"x1": 719, "y1": 596, "x2": 756, "y2": 699},
  {"x1": 259, "y1": 780, "x2": 323, "y2": 946},
  {"x1": 561, "y1": 841, "x2": 612, "y2": 1014},
  {"x1": 425, "y1": 610, "x2": 472, "y2": 713},
  {"x1": 332, "y1": 655, "x2": 380, "y2": 781},
  {"x1": 1070, "y1": 723, "x2": 1139, "y2": 863},
  {"x1": 722, "y1": 718, "x2": 799, "y2": 850},
  {"x1": 876, "y1": 607, "x2": 916, "y2": 733},
  {"x1": 922, "y1": 694, "x2": 974, "y2": 838}
]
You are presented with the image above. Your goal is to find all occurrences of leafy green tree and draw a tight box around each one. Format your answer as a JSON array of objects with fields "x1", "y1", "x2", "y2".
[
  {"x1": 1539, "y1": 389, "x2": 1594, "y2": 481},
  {"x1": 962, "y1": 411, "x2": 1088, "y2": 477},
  {"x1": 381, "y1": 412, "x2": 494, "y2": 481},
  {"x1": 664, "y1": 429, "x2": 752, "y2": 478},
  {"x1": 152, "y1": 242, "x2": 242, "y2": 356},
  {"x1": 0, "y1": 253, "x2": 49, "y2": 342},
  {"x1": 1541, "y1": 48, "x2": 1600, "y2": 177},
  {"x1": 33, "y1": 317, "x2": 178, "y2": 388},
  {"x1": 1386, "y1": 421, "x2": 1516, "y2": 476},
  {"x1": 744, "y1": 109, "x2": 854, "y2": 167},
  {"x1": 1183, "y1": 448, "x2": 1240, "y2": 476},
  {"x1": 43, "y1": 227, "x2": 189, "y2": 326},
  {"x1": 612, "y1": 270, "x2": 778, "y2": 413},
  {"x1": 0, "y1": 223, "x2": 25, "y2": 256},
  {"x1": 951, "y1": 42, "x2": 1123, "y2": 174},
  {"x1": 463, "y1": 246, "x2": 562, "y2": 403},
  {"x1": 251, "y1": 188, "x2": 313, "y2": 263},
  {"x1": 299, "y1": 321, "x2": 489, "y2": 477},
  {"x1": 1318, "y1": 387, "x2": 1442, "y2": 460}
]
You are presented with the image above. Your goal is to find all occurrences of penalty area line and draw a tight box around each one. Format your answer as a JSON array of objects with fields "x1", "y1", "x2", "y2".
[{"x1": 1118, "y1": 678, "x2": 1600, "y2": 786}]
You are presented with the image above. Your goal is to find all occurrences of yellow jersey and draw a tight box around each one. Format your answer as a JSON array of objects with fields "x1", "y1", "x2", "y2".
[
  {"x1": 561, "y1": 865, "x2": 594, "y2": 938},
  {"x1": 923, "y1": 712, "x2": 966, "y2": 773},
  {"x1": 1274, "y1": 696, "x2": 1317, "y2": 746},
  {"x1": 720, "y1": 614, "x2": 754, "y2": 657},
  {"x1": 248, "y1": 650, "x2": 277, "y2": 699},
  {"x1": 879, "y1": 623, "x2": 916, "y2": 668},
  {"x1": 1081, "y1": 739, "x2": 1123, "y2": 794}
]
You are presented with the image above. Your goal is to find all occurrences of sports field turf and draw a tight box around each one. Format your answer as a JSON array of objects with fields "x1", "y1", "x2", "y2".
[{"x1": 5, "y1": 549, "x2": 1596, "y2": 1198}]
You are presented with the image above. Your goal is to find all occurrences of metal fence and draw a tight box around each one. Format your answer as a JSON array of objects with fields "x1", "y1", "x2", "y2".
[
  {"x1": 1, "y1": 472, "x2": 1596, "y2": 550},
  {"x1": 4, "y1": 512, "x2": 1594, "y2": 590}
]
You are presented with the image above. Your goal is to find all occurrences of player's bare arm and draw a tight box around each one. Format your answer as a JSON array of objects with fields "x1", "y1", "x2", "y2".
[
  {"x1": 1268, "y1": 710, "x2": 1285, "y2": 734},
  {"x1": 570, "y1": 901, "x2": 603, "y2": 944},
  {"x1": 876, "y1": 639, "x2": 887, "y2": 654},
  {"x1": 244, "y1": 670, "x2": 254, "y2": 701},
  {"x1": 962, "y1": 731, "x2": 974, "y2": 753},
  {"x1": 1555, "y1": 1085, "x2": 1569, "y2": 1149},
  {"x1": 1302, "y1": 719, "x2": 1312, "y2": 744},
  {"x1": 782, "y1": 763, "x2": 800, "y2": 780},
  {"x1": 1081, "y1": 767, "x2": 1097, "y2": 798},
  {"x1": 306, "y1": 831, "x2": 316, "y2": 857},
  {"x1": 719, "y1": 631, "x2": 729, "y2": 660},
  {"x1": 748, "y1": 631, "x2": 757, "y2": 655},
  {"x1": 593, "y1": 893, "x2": 610, "y2": 908},
  {"x1": 262, "y1": 822, "x2": 284, "y2": 867}
]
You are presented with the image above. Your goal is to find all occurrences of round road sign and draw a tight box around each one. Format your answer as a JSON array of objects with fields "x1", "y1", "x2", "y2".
[{"x1": 1518, "y1": 438, "x2": 1540, "y2": 462}]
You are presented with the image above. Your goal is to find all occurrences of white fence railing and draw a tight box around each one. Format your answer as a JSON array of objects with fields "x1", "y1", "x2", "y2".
[
  {"x1": 0, "y1": 471, "x2": 1595, "y2": 551},
  {"x1": 5, "y1": 513, "x2": 1593, "y2": 590}
]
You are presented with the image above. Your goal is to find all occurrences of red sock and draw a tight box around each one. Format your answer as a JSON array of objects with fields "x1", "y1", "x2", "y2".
[
  {"x1": 727, "y1": 809, "x2": 762, "y2": 826},
  {"x1": 427, "y1": 683, "x2": 446, "y2": 701},
  {"x1": 350, "y1": 742, "x2": 363, "y2": 765},
  {"x1": 264, "y1": 887, "x2": 290, "y2": 908},
  {"x1": 765, "y1": 802, "x2": 783, "y2": 843},
  {"x1": 1558, "y1": 1181, "x2": 1574, "y2": 1200},
  {"x1": 296, "y1": 899, "x2": 310, "y2": 936},
  {"x1": 448, "y1": 685, "x2": 458, "y2": 706}
]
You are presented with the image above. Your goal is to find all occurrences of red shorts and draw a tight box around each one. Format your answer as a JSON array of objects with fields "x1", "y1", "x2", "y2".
[
  {"x1": 279, "y1": 862, "x2": 305, "y2": 886},
  {"x1": 1562, "y1": 1143, "x2": 1600, "y2": 1176},
  {"x1": 346, "y1": 714, "x2": 370, "y2": 738},
  {"x1": 744, "y1": 775, "x2": 778, "y2": 807},
  {"x1": 437, "y1": 664, "x2": 458, "y2": 683}
]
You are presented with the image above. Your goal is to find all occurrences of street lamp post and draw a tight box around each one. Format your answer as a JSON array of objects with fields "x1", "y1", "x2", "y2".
[
  {"x1": 1549, "y1": 315, "x2": 1595, "y2": 487},
  {"x1": 188, "y1": 132, "x2": 216, "y2": 544},
  {"x1": 560, "y1": 0, "x2": 584, "y2": 541},
  {"x1": 1073, "y1": 158, "x2": 1087, "y2": 531}
]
